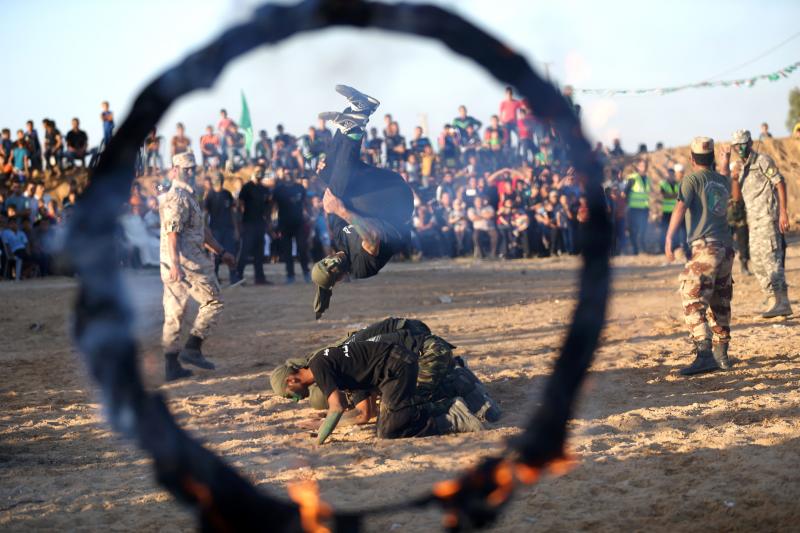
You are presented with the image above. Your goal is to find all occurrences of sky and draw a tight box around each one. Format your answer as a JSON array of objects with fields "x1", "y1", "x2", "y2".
[{"x1": 2, "y1": 0, "x2": 799, "y2": 152}]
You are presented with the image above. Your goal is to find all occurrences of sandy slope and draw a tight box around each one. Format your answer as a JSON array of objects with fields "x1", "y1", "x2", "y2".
[
  {"x1": 612, "y1": 137, "x2": 800, "y2": 224},
  {"x1": 1, "y1": 248, "x2": 800, "y2": 532}
]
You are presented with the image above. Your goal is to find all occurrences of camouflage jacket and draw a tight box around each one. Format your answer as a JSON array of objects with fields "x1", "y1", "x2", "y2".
[
  {"x1": 739, "y1": 151, "x2": 784, "y2": 225},
  {"x1": 159, "y1": 179, "x2": 212, "y2": 273}
]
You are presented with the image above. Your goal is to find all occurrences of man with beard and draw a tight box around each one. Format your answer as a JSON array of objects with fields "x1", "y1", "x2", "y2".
[{"x1": 160, "y1": 152, "x2": 236, "y2": 380}]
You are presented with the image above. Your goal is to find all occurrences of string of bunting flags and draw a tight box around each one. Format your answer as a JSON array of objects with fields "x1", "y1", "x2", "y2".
[{"x1": 574, "y1": 60, "x2": 800, "y2": 96}]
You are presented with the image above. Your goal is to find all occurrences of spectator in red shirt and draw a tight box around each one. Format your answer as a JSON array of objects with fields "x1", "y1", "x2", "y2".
[
  {"x1": 217, "y1": 109, "x2": 233, "y2": 136},
  {"x1": 200, "y1": 125, "x2": 221, "y2": 168},
  {"x1": 517, "y1": 106, "x2": 536, "y2": 164},
  {"x1": 499, "y1": 86, "x2": 522, "y2": 145},
  {"x1": 217, "y1": 109, "x2": 234, "y2": 165}
]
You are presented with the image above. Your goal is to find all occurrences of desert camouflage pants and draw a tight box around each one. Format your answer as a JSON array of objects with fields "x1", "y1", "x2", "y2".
[
  {"x1": 415, "y1": 335, "x2": 456, "y2": 400},
  {"x1": 748, "y1": 221, "x2": 786, "y2": 294},
  {"x1": 162, "y1": 265, "x2": 224, "y2": 352},
  {"x1": 679, "y1": 240, "x2": 734, "y2": 343}
]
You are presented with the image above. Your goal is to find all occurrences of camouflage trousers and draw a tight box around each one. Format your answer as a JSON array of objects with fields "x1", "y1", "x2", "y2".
[
  {"x1": 162, "y1": 265, "x2": 224, "y2": 352},
  {"x1": 748, "y1": 221, "x2": 786, "y2": 294},
  {"x1": 679, "y1": 240, "x2": 734, "y2": 343},
  {"x1": 415, "y1": 335, "x2": 456, "y2": 400}
]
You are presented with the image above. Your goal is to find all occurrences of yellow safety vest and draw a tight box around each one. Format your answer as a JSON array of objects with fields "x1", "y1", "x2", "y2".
[
  {"x1": 660, "y1": 181, "x2": 679, "y2": 214},
  {"x1": 627, "y1": 173, "x2": 650, "y2": 209}
]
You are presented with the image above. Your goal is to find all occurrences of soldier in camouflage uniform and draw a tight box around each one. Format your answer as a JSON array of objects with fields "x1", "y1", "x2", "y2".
[
  {"x1": 724, "y1": 129, "x2": 792, "y2": 318},
  {"x1": 665, "y1": 137, "x2": 734, "y2": 375},
  {"x1": 270, "y1": 317, "x2": 501, "y2": 423},
  {"x1": 161, "y1": 152, "x2": 237, "y2": 381}
]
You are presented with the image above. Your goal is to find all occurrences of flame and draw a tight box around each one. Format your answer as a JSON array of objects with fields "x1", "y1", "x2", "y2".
[
  {"x1": 547, "y1": 454, "x2": 578, "y2": 477},
  {"x1": 443, "y1": 510, "x2": 459, "y2": 529},
  {"x1": 513, "y1": 463, "x2": 540, "y2": 485},
  {"x1": 182, "y1": 476, "x2": 214, "y2": 508},
  {"x1": 432, "y1": 479, "x2": 461, "y2": 499},
  {"x1": 181, "y1": 476, "x2": 229, "y2": 532},
  {"x1": 430, "y1": 454, "x2": 579, "y2": 527},
  {"x1": 287, "y1": 480, "x2": 332, "y2": 533},
  {"x1": 487, "y1": 460, "x2": 514, "y2": 506}
]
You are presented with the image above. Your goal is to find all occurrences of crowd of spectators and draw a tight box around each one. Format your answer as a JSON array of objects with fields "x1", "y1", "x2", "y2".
[{"x1": 5, "y1": 87, "x2": 795, "y2": 282}]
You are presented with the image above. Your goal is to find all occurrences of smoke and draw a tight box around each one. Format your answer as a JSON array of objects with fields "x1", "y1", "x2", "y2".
[
  {"x1": 584, "y1": 98, "x2": 619, "y2": 145},
  {"x1": 121, "y1": 270, "x2": 168, "y2": 341},
  {"x1": 564, "y1": 51, "x2": 591, "y2": 86}
]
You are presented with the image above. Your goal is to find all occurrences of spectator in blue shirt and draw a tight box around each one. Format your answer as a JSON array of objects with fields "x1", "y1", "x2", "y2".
[
  {"x1": 1, "y1": 217, "x2": 32, "y2": 279},
  {"x1": 101, "y1": 101, "x2": 115, "y2": 145},
  {"x1": 4, "y1": 183, "x2": 29, "y2": 218},
  {"x1": 11, "y1": 131, "x2": 30, "y2": 178}
]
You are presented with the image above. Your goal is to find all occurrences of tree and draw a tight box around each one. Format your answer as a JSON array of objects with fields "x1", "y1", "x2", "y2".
[{"x1": 787, "y1": 87, "x2": 800, "y2": 133}]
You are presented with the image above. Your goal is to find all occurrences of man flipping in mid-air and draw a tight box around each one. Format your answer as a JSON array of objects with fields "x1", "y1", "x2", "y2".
[{"x1": 311, "y1": 85, "x2": 415, "y2": 319}]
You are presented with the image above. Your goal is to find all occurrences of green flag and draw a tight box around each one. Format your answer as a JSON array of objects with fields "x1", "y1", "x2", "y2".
[{"x1": 240, "y1": 90, "x2": 253, "y2": 156}]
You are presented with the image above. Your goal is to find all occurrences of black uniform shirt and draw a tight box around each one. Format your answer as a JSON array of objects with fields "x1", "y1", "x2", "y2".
[
  {"x1": 273, "y1": 181, "x2": 306, "y2": 228},
  {"x1": 204, "y1": 189, "x2": 235, "y2": 232},
  {"x1": 66, "y1": 129, "x2": 88, "y2": 150},
  {"x1": 309, "y1": 342, "x2": 394, "y2": 398},
  {"x1": 238, "y1": 181, "x2": 270, "y2": 225},
  {"x1": 330, "y1": 215, "x2": 393, "y2": 280}
]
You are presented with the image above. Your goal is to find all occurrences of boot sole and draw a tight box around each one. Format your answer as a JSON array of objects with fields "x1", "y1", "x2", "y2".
[
  {"x1": 679, "y1": 366, "x2": 720, "y2": 376},
  {"x1": 334, "y1": 85, "x2": 380, "y2": 110},
  {"x1": 165, "y1": 369, "x2": 193, "y2": 381}
]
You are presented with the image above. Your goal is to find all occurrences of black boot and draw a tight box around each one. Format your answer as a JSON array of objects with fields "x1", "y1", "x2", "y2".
[
  {"x1": 179, "y1": 335, "x2": 216, "y2": 370},
  {"x1": 679, "y1": 339, "x2": 719, "y2": 376},
  {"x1": 165, "y1": 351, "x2": 193, "y2": 381},
  {"x1": 712, "y1": 342, "x2": 732, "y2": 370},
  {"x1": 433, "y1": 397, "x2": 484, "y2": 434}
]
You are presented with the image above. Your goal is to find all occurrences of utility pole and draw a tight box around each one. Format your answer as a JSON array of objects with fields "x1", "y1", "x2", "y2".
[{"x1": 541, "y1": 61, "x2": 553, "y2": 81}]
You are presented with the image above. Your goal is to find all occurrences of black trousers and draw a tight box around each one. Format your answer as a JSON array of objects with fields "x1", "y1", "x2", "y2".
[
  {"x1": 237, "y1": 222, "x2": 266, "y2": 281},
  {"x1": 731, "y1": 224, "x2": 750, "y2": 265},
  {"x1": 376, "y1": 346, "x2": 438, "y2": 439},
  {"x1": 627, "y1": 207, "x2": 649, "y2": 255},
  {"x1": 319, "y1": 131, "x2": 413, "y2": 232},
  {"x1": 211, "y1": 228, "x2": 238, "y2": 280},
  {"x1": 279, "y1": 224, "x2": 310, "y2": 278}
]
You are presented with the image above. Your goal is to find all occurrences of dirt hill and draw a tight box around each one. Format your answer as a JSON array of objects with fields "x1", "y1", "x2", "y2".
[{"x1": 612, "y1": 137, "x2": 800, "y2": 224}]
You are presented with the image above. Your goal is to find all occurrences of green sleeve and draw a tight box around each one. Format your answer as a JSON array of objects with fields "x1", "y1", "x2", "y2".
[
  {"x1": 317, "y1": 410, "x2": 344, "y2": 445},
  {"x1": 677, "y1": 175, "x2": 694, "y2": 205}
]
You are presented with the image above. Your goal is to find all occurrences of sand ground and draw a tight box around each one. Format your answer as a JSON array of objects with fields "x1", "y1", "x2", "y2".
[{"x1": 2, "y1": 247, "x2": 800, "y2": 532}]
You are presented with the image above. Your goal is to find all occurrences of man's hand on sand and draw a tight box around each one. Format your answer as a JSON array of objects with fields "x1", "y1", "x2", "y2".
[{"x1": 664, "y1": 241, "x2": 675, "y2": 263}]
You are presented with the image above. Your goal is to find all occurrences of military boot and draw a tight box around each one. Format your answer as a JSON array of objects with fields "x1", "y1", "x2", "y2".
[
  {"x1": 179, "y1": 335, "x2": 216, "y2": 370},
  {"x1": 679, "y1": 339, "x2": 719, "y2": 376},
  {"x1": 165, "y1": 352, "x2": 193, "y2": 381},
  {"x1": 451, "y1": 367, "x2": 503, "y2": 422},
  {"x1": 762, "y1": 288, "x2": 793, "y2": 318},
  {"x1": 712, "y1": 342, "x2": 732, "y2": 370},
  {"x1": 434, "y1": 397, "x2": 485, "y2": 434}
]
